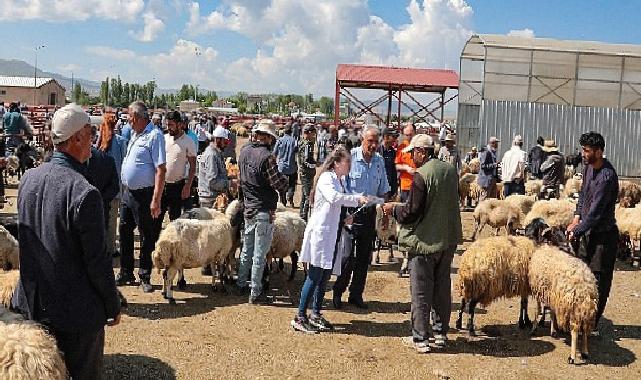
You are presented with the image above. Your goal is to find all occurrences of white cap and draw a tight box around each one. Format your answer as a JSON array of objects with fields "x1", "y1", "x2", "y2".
[
  {"x1": 338, "y1": 129, "x2": 347, "y2": 139},
  {"x1": 402, "y1": 134, "x2": 434, "y2": 152},
  {"x1": 212, "y1": 126, "x2": 229, "y2": 139},
  {"x1": 513, "y1": 135, "x2": 523, "y2": 144},
  {"x1": 51, "y1": 103, "x2": 90, "y2": 145}
]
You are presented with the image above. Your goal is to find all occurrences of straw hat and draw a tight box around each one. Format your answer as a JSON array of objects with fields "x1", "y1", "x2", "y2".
[
  {"x1": 445, "y1": 133, "x2": 456, "y2": 142},
  {"x1": 402, "y1": 134, "x2": 434, "y2": 152},
  {"x1": 542, "y1": 140, "x2": 559, "y2": 152},
  {"x1": 253, "y1": 119, "x2": 278, "y2": 139}
]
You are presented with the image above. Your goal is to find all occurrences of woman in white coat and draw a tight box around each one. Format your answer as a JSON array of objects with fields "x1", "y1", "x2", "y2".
[{"x1": 291, "y1": 146, "x2": 368, "y2": 333}]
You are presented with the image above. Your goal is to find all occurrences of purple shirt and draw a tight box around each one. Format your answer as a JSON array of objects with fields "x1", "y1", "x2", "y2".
[{"x1": 573, "y1": 159, "x2": 618, "y2": 237}]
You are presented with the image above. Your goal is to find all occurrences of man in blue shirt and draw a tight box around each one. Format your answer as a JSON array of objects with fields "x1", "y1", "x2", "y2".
[
  {"x1": 333, "y1": 126, "x2": 390, "y2": 309},
  {"x1": 117, "y1": 101, "x2": 167, "y2": 293},
  {"x1": 273, "y1": 124, "x2": 298, "y2": 207}
]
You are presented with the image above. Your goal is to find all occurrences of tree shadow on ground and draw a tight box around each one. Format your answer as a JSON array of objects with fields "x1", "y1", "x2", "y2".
[{"x1": 104, "y1": 354, "x2": 176, "y2": 380}]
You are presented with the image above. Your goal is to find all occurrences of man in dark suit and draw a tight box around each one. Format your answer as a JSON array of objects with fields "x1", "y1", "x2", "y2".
[{"x1": 13, "y1": 103, "x2": 121, "y2": 380}]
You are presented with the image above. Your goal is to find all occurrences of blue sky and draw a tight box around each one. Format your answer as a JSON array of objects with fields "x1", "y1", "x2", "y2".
[{"x1": 0, "y1": 0, "x2": 638, "y2": 95}]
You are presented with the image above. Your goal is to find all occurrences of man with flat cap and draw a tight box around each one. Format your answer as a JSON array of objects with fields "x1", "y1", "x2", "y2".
[{"x1": 14, "y1": 103, "x2": 121, "y2": 379}]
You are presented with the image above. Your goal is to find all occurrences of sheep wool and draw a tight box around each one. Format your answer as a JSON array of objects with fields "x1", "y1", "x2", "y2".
[
  {"x1": 524, "y1": 199, "x2": 576, "y2": 229},
  {"x1": 0, "y1": 306, "x2": 67, "y2": 380},
  {"x1": 618, "y1": 180, "x2": 641, "y2": 208},
  {"x1": 0, "y1": 225, "x2": 19, "y2": 271},
  {"x1": 504, "y1": 194, "x2": 536, "y2": 216},
  {"x1": 525, "y1": 179, "x2": 543, "y2": 197},
  {"x1": 528, "y1": 245, "x2": 597, "y2": 357},
  {"x1": 468, "y1": 158, "x2": 480, "y2": 174},
  {"x1": 563, "y1": 177, "x2": 583, "y2": 199},
  {"x1": 615, "y1": 206, "x2": 641, "y2": 241},
  {"x1": 458, "y1": 173, "x2": 477, "y2": 205},
  {"x1": 269, "y1": 211, "x2": 306, "y2": 260},
  {"x1": 375, "y1": 204, "x2": 399, "y2": 244},
  {"x1": 456, "y1": 235, "x2": 536, "y2": 306},
  {"x1": 0, "y1": 270, "x2": 19, "y2": 308},
  {"x1": 472, "y1": 199, "x2": 524, "y2": 239}
]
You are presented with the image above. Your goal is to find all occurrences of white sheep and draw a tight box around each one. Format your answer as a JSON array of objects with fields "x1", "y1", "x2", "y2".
[
  {"x1": 455, "y1": 235, "x2": 537, "y2": 335},
  {"x1": 615, "y1": 205, "x2": 641, "y2": 266},
  {"x1": 0, "y1": 306, "x2": 68, "y2": 380},
  {"x1": 267, "y1": 211, "x2": 306, "y2": 281},
  {"x1": 562, "y1": 177, "x2": 583, "y2": 199},
  {"x1": 0, "y1": 225, "x2": 19, "y2": 271},
  {"x1": 153, "y1": 217, "x2": 235, "y2": 303},
  {"x1": 528, "y1": 245, "x2": 598, "y2": 364},
  {"x1": 525, "y1": 179, "x2": 543, "y2": 198},
  {"x1": 458, "y1": 173, "x2": 477, "y2": 208},
  {"x1": 524, "y1": 199, "x2": 576, "y2": 231},
  {"x1": 373, "y1": 204, "x2": 400, "y2": 265},
  {"x1": 504, "y1": 194, "x2": 536, "y2": 216},
  {"x1": 618, "y1": 180, "x2": 641, "y2": 208},
  {"x1": 0, "y1": 270, "x2": 19, "y2": 308},
  {"x1": 472, "y1": 199, "x2": 524, "y2": 240}
]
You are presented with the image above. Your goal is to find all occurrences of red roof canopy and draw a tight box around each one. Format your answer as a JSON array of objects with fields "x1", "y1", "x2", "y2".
[{"x1": 336, "y1": 64, "x2": 459, "y2": 92}]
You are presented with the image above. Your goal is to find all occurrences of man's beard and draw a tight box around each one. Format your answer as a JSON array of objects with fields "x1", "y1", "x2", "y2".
[{"x1": 168, "y1": 129, "x2": 177, "y2": 136}]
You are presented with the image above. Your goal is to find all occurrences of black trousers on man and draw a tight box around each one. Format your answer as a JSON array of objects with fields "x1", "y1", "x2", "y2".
[
  {"x1": 333, "y1": 207, "x2": 376, "y2": 302},
  {"x1": 119, "y1": 187, "x2": 161, "y2": 281},
  {"x1": 279, "y1": 172, "x2": 297, "y2": 206},
  {"x1": 161, "y1": 180, "x2": 186, "y2": 221},
  {"x1": 577, "y1": 227, "x2": 618, "y2": 324},
  {"x1": 53, "y1": 328, "x2": 105, "y2": 380}
]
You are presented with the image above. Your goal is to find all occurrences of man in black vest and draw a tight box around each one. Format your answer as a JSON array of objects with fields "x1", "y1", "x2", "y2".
[{"x1": 235, "y1": 119, "x2": 289, "y2": 304}]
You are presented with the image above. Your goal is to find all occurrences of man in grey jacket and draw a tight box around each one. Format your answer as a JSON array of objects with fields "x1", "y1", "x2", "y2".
[{"x1": 198, "y1": 126, "x2": 229, "y2": 207}]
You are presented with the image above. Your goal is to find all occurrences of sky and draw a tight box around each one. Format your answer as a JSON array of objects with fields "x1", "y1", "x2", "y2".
[{"x1": 0, "y1": 0, "x2": 639, "y2": 96}]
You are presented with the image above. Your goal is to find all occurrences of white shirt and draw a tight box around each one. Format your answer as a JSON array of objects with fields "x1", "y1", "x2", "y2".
[
  {"x1": 195, "y1": 124, "x2": 209, "y2": 142},
  {"x1": 439, "y1": 127, "x2": 447, "y2": 141},
  {"x1": 299, "y1": 171, "x2": 361, "y2": 270},
  {"x1": 501, "y1": 145, "x2": 527, "y2": 182},
  {"x1": 165, "y1": 133, "x2": 197, "y2": 183}
]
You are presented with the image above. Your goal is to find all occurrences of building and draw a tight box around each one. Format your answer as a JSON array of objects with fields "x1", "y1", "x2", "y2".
[
  {"x1": 0, "y1": 76, "x2": 66, "y2": 106},
  {"x1": 458, "y1": 34, "x2": 641, "y2": 176}
]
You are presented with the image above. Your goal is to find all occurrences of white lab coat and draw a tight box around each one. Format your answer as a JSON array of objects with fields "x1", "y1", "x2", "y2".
[{"x1": 299, "y1": 171, "x2": 361, "y2": 270}]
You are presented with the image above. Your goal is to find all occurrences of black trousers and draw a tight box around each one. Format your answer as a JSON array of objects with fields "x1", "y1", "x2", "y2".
[
  {"x1": 577, "y1": 228, "x2": 618, "y2": 324},
  {"x1": 333, "y1": 208, "x2": 376, "y2": 301},
  {"x1": 53, "y1": 328, "x2": 105, "y2": 380},
  {"x1": 119, "y1": 187, "x2": 161, "y2": 279},
  {"x1": 161, "y1": 180, "x2": 185, "y2": 221},
  {"x1": 279, "y1": 173, "x2": 297, "y2": 205}
]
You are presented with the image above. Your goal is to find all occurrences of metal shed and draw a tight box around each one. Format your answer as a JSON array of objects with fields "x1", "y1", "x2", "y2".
[{"x1": 457, "y1": 34, "x2": 641, "y2": 176}]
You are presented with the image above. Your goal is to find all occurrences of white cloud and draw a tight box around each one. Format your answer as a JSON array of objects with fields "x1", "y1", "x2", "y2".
[
  {"x1": 58, "y1": 63, "x2": 82, "y2": 73},
  {"x1": 130, "y1": 13, "x2": 165, "y2": 42},
  {"x1": 86, "y1": 46, "x2": 137, "y2": 60},
  {"x1": 0, "y1": 0, "x2": 145, "y2": 22},
  {"x1": 508, "y1": 28, "x2": 535, "y2": 38}
]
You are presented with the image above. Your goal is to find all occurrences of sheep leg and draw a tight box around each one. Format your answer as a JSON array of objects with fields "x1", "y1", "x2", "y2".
[
  {"x1": 518, "y1": 297, "x2": 532, "y2": 329},
  {"x1": 374, "y1": 240, "x2": 381, "y2": 264},
  {"x1": 217, "y1": 264, "x2": 226, "y2": 293},
  {"x1": 278, "y1": 257, "x2": 284, "y2": 272},
  {"x1": 388, "y1": 242, "x2": 394, "y2": 261},
  {"x1": 471, "y1": 221, "x2": 481, "y2": 240},
  {"x1": 176, "y1": 269, "x2": 187, "y2": 290},
  {"x1": 581, "y1": 329, "x2": 590, "y2": 361},
  {"x1": 550, "y1": 309, "x2": 558, "y2": 338},
  {"x1": 530, "y1": 302, "x2": 542, "y2": 335},
  {"x1": 568, "y1": 329, "x2": 578, "y2": 365},
  {"x1": 163, "y1": 267, "x2": 178, "y2": 304},
  {"x1": 210, "y1": 263, "x2": 219, "y2": 291},
  {"x1": 455, "y1": 298, "x2": 466, "y2": 330},
  {"x1": 467, "y1": 299, "x2": 477, "y2": 337},
  {"x1": 288, "y1": 251, "x2": 298, "y2": 281}
]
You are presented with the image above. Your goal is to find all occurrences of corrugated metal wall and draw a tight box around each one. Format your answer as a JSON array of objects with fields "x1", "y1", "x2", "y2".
[{"x1": 456, "y1": 100, "x2": 641, "y2": 177}]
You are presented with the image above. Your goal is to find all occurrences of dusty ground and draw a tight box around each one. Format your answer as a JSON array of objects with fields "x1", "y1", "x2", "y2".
[{"x1": 2, "y1": 139, "x2": 640, "y2": 379}]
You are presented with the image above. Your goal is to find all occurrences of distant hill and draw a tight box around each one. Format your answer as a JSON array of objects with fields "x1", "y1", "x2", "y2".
[{"x1": 0, "y1": 58, "x2": 102, "y2": 95}]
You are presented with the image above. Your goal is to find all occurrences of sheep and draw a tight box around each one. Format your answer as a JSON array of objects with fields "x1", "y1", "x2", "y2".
[
  {"x1": 267, "y1": 211, "x2": 306, "y2": 282},
  {"x1": 618, "y1": 180, "x2": 641, "y2": 208},
  {"x1": 563, "y1": 177, "x2": 583, "y2": 199},
  {"x1": 458, "y1": 173, "x2": 477, "y2": 208},
  {"x1": 153, "y1": 217, "x2": 235, "y2": 303},
  {"x1": 0, "y1": 306, "x2": 68, "y2": 380},
  {"x1": 455, "y1": 235, "x2": 536, "y2": 335},
  {"x1": 179, "y1": 207, "x2": 222, "y2": 220},
  {"x1": 468, "y1": 181, "x2": 483, "y2": 205},
  {"x1": 373, "y1": 204, "x2": 399, "y2": 264},
  {"x1": 504, "y1": 194, "x2": 536, "y2": 216},
  {"x1": 471, "y1": 199, "x2": 524, "y2": 240},
  {"x1": 525, "y1": 179, "x2": 543, "y2": 198},
  {"x1": 615, "y1": 205, "x2": 641, "y2": 266},
  {"x1": 0, "y1": 270, "x2": 19, "y2": 308},
  {"x1": 564, "y1": 165, "x2": 576, "y2": 182},
  {"x1": 528, "y1": 245, "x2": 598, "y2": 364},
  {"x1": 0, "y1": 225, "x2": 19, "y2": 271},
  {"x1": 495, "y1": 182, "x2": 505, "y2": 200},
  {"x1": 236, "y1": 127, "x2": 248, "y2": 137},
  {"x1": 468, "y1": 157, "x2": 480, "y2": 174},
  {"x1": 524, "y1": 199, "x2": 576, "y2": 231},
  {"x1": 214, "y1": 193, "x2": 230, "y2": 212}
]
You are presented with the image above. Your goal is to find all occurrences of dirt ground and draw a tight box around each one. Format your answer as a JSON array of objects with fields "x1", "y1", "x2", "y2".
[{"x1": 2, "y1": 139, "x2": 640, "y2": 379}]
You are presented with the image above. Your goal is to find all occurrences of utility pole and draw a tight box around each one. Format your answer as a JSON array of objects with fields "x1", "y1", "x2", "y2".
[
  {"x1": 33, "y1": 44, "x2": 46, "y2": 106},
  {"x1": 194, "y1": 47, "x2": 202, "y2": 102}
]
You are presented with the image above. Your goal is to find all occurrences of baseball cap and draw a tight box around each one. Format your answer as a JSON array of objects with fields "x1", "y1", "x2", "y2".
[
  {"x1": 381, "y1": 127, "x2": 399, "y2": 137},
  {"x1": 212, "y1": 126, "x2": 229, "y2": 139},
  {"x1": 51, "y1": 103, "x2": 90, "y2": 145},
  {"x1": 513, "y1": 135, "x2": 523, "y2": 144},
  {"x1": 402, "y1": 134, "x2": 434, "y2": 152},
  {"x1": 489, "y1": 136, "x2": 500, "y2": 143}
]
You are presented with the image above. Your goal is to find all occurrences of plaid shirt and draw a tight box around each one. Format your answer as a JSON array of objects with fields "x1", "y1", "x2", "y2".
[{"x1": 266, "y1": 154, "x2": 289, "y2": 193}]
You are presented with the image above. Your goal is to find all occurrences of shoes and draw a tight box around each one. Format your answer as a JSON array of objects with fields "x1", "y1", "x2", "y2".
[
  {"x1": 201, "y1": 266, "x2": 213, "y2": 276},
  {"x1": 348, "y1": 297, "x2": 368, "y2": 309},
  {"x1": 140, "y1": 280, "x2": 154, "y2": 293},
  {"x1": 402, "y1": 337, "x2": 430, "y2": 354},
  {"x1": 249, "y1": 291, "x2": 271, "y2": 305},
  {"x1": 176, "y1": 277, "x2": 187, "y2": 290},
  {"x1": 433, "y1": 334, "x2": 447, "y2": 348},
  {"x1": 332, "y1": 294, "x2": 343, "y2": 309},
  {"x1": 115, "y1": 272, "x2": 136, "y2": 286},
  {"x1": 309, "y1": 314, "x2": 334, "y2": 331},
  {"x1": 225, "y1": 284, "x2": 249, "y2": 296},
  {"x1": 291, "y1": 316, "x2": 319, "y2": 334}
]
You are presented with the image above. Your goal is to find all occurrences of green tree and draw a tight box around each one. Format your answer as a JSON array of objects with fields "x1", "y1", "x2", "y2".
[{"x1": 100, "y1": 77, "x2": 110, "y2": 106}]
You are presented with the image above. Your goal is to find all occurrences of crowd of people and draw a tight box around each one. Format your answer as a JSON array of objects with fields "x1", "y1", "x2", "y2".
[{"x1": 5, "y1": 98, "x2": 622, "y2": 377}]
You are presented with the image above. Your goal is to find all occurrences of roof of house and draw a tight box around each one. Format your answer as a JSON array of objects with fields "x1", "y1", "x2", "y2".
[
  {"x1": 336, "y1": 64, "x2": 459, "y2": 92},
  {"x1": 0, "y1": 76, "x2": 62, "y2": 89}
]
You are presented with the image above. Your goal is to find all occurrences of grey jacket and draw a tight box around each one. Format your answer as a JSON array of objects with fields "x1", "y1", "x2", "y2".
[{"x1": 198, "y1": 145, "x2": 228, "y2": 198}]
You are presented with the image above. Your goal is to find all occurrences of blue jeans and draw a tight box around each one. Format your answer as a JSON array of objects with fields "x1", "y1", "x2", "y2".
[
  {"x1": 237, "y1": 212, "x2": 274, "y2": 297},
  {"x1": 298, "y1": 265, "x2": 332, "y2": 318}
]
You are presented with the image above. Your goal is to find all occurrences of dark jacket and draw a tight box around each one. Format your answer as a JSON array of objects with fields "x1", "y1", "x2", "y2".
[
  {"x1": 540, "y1": 152, "x2": 565, "y2": 188},
  {"x1": 528, "y1": 145, "x2": 546, "y2": 178},
  {"x1": 14, "y1": 152, "x2": 120, "y2": 333},
  {"x1": 87, "y1": 146, "x2": 120, "y2": 223},
  {"x1": 573, "y1": 159, "x2": 619, "y2": 237},
  {"x1": 477, "y1": 146, "x2": 498, "y2": 187},
  {"x1": 239, "y1": 142, "x2": 288, "y2": 218}
]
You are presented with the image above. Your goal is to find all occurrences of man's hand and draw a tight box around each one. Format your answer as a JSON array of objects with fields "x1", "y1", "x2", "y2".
[
  {"x1": 566, "y1": 215, "x2": 580, "y2": 233},
  {"x1": 150, "y1": 198, "x2": 161, "y2": 219},
  {"x1": 344, "y1": 215, "x2": 354, "y2": 226},
  {"x1": 181, "y1": 184, "x2": 191, "y2": 200},
  {"x1": 382, "y1": 202, "x2": 395, "y2": 216},
  {"x1": 406, "y1": 166, "x2": 415, "y2": 175},
  {"x1": 107, "y1": 313, "x2": 121, "y2": 326}
]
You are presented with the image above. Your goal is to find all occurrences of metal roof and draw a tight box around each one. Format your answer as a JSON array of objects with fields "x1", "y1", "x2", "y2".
[
  {"x1": 463, "y1": 34, "x2": 641, "y2": 59},
  {"x1": 336, "y1": 64, "x2": 459, "y2": 92},
  {"x1": 0, "y1": 76, "x2": 57, "y2": 88}
]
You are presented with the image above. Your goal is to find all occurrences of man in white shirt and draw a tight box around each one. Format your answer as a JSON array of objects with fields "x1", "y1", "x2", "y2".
[
  {"x1": 161, "y1": 111, "x2": 197, "y2": 221},
  {"x1": 500, "y1": 135, "x2": 527, "y2": 197},
  {"x1": 195, "y1": 119, "x2": 209, "y2": 154}
]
